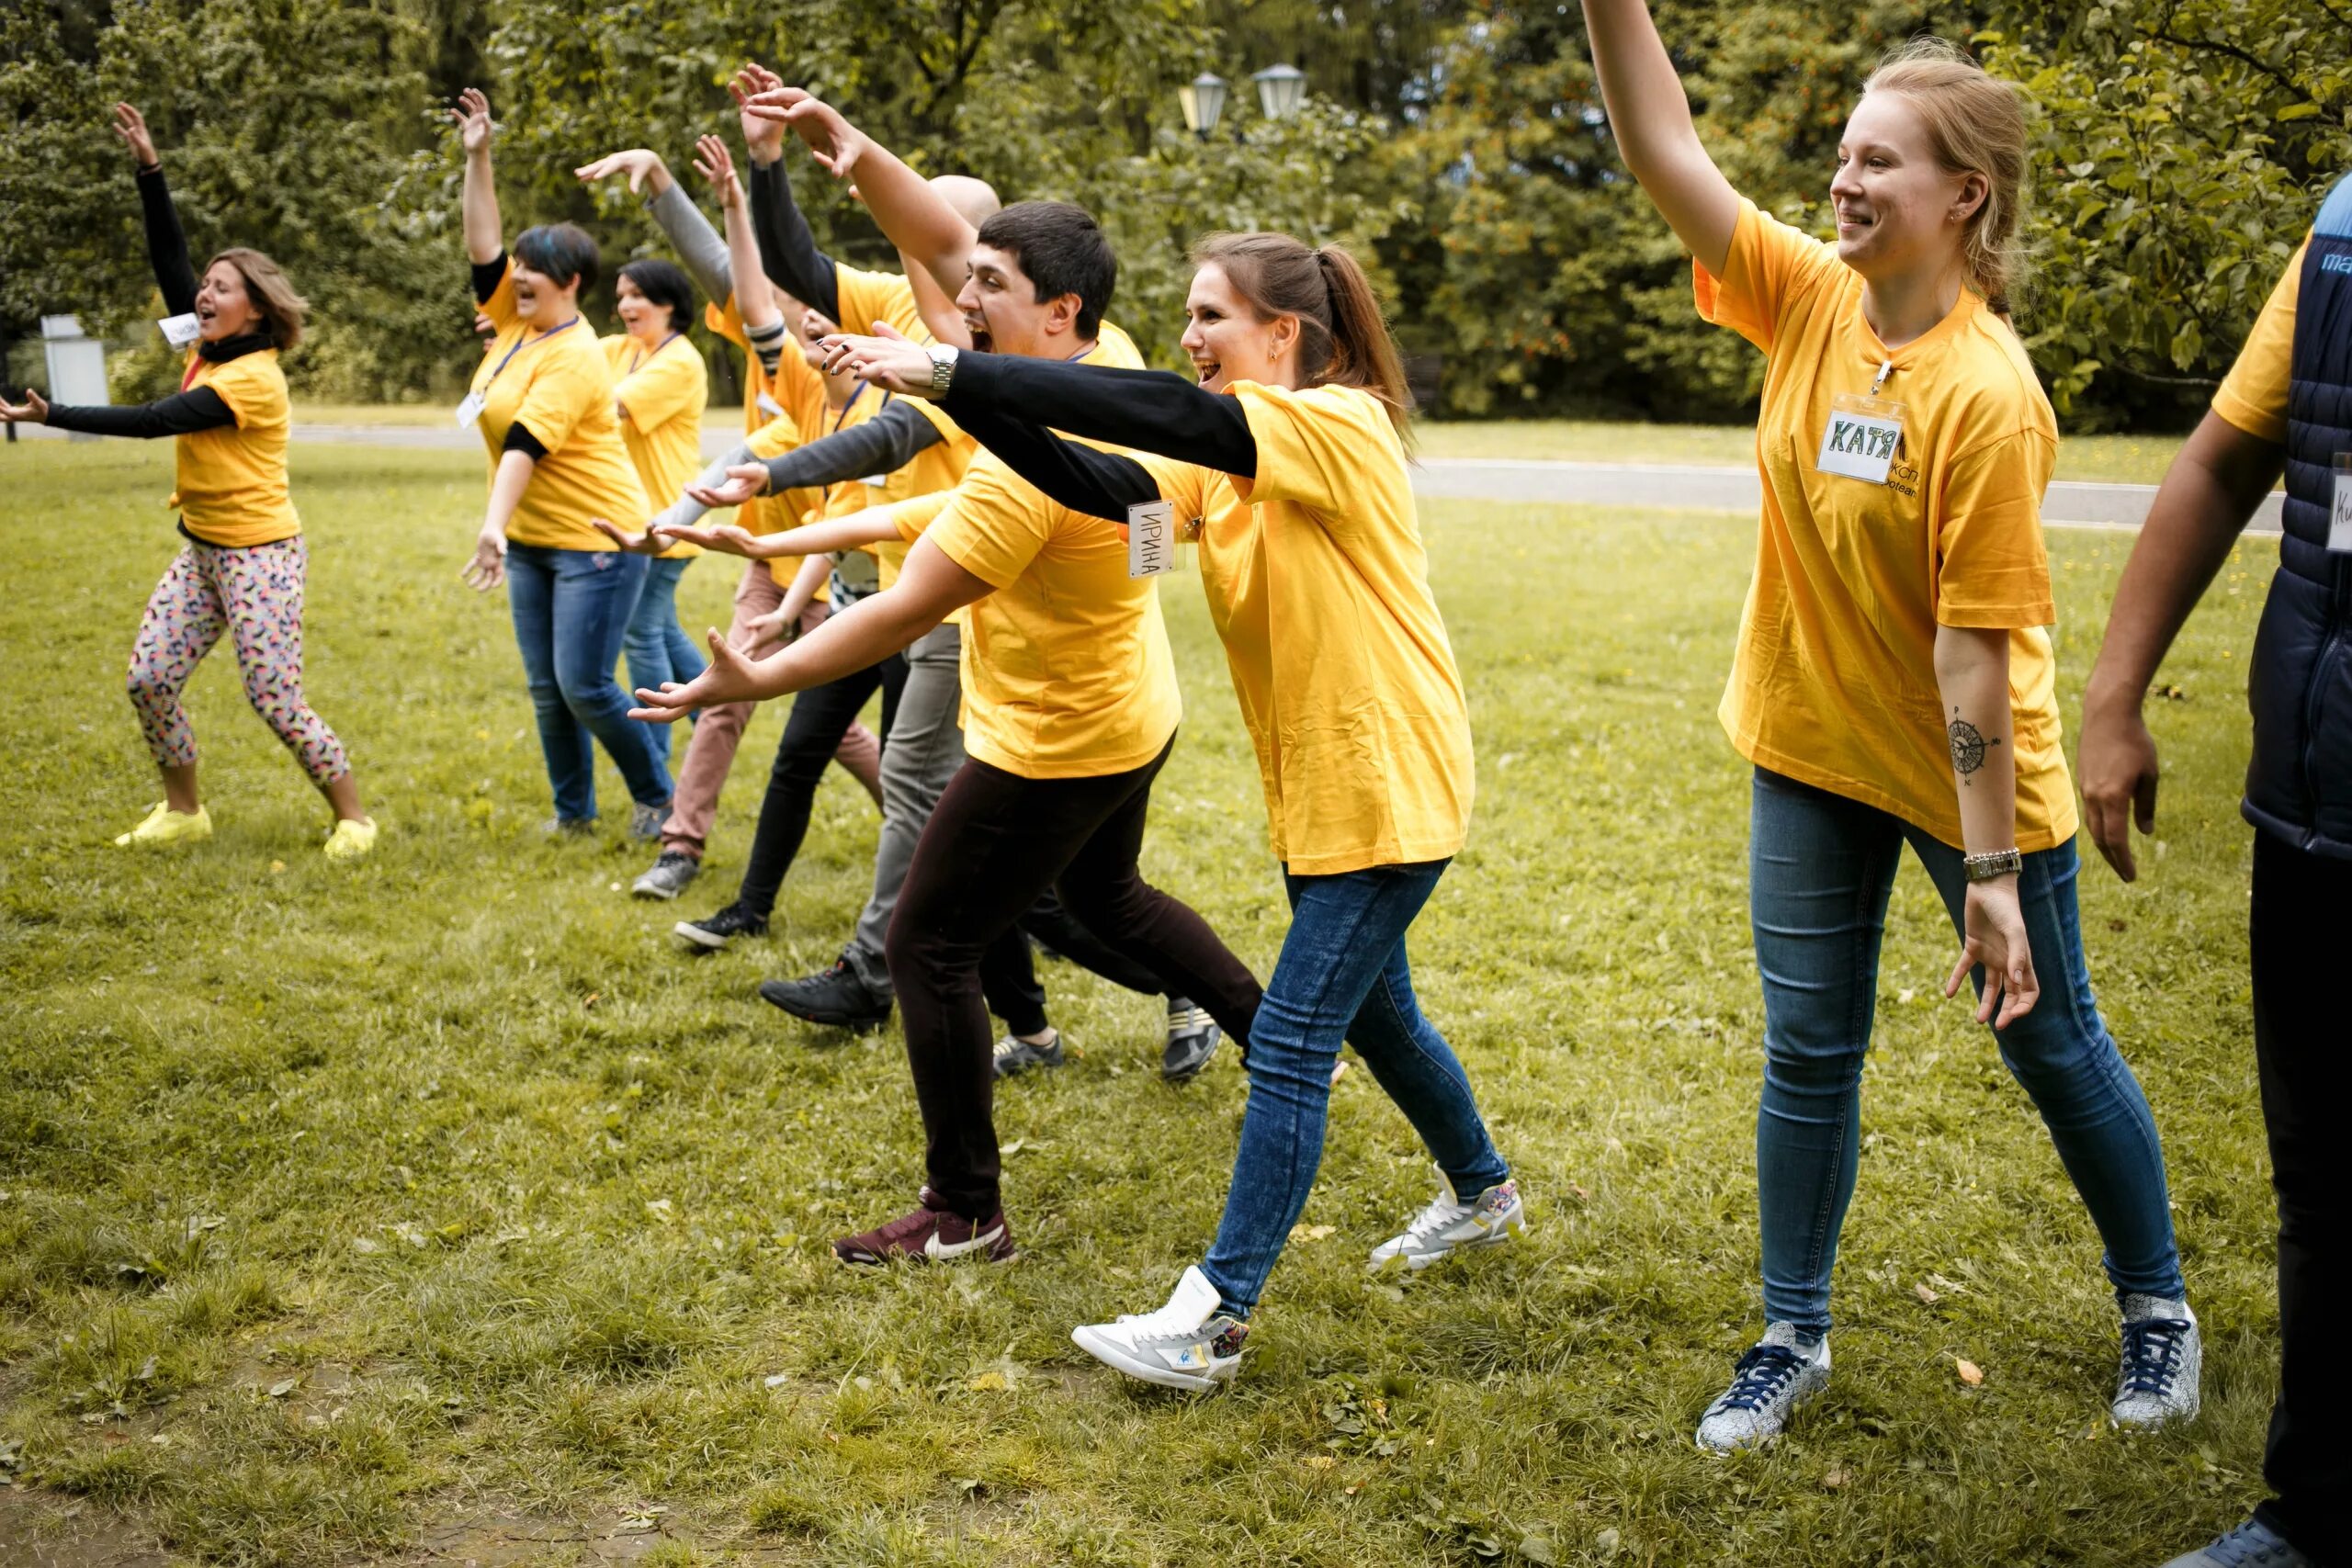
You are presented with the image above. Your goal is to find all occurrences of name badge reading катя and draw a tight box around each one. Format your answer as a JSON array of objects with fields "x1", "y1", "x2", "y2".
[{"x1": 1815, "y1": 392, "x2": 1905, "y2": 486}]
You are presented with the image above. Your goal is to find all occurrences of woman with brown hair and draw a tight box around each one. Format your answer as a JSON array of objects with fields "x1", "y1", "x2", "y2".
[
  {"x1": 817, "y1": 230, "x2": 1522, "y2": 1389},
  {"x1": 1, "y1": 103, "x2": 372, "y2": 858},
  {"x1": 1578, "y1": 4, "x2": 2193, "y2": 1450}
]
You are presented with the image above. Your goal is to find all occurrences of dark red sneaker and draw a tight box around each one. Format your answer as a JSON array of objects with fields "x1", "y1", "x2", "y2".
[{"x1": 833, "y1": 1190, "x2": 1018, "y2": 1266}]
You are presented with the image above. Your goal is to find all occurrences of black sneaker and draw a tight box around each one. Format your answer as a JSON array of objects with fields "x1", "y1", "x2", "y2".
[
  {"x1": 991, "y1": 1031, "x2": 1064, "y2": 1078},
  {"x1": 1161, "y1": 998, "x2": 1221, "y2": 1081},
  {"x1": 758, "y1": 958, "x2": 892, "y2": 1030},
  {"x1": 673, "y1": 903, "x2": 767, "y2": 950}
]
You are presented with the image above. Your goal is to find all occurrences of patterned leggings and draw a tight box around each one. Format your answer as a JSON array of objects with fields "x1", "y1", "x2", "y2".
[{"x1": 127, "y1": 534, "x2": 350, "y2": 786}]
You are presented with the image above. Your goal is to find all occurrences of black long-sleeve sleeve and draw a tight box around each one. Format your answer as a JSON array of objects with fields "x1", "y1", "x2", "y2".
[
  {"x1": 759, "y1": 400, "x2": 941, "y2": 492},
  {"x1": 940, "y1": 354, "x2": 1258, "y2": 479},
  {"x1": 45, "y1": 386, "x2": 236, "y2": 438},
  {"x1": 472, "y1": 252, "x2": 509, "y2": 306},
  {"x1": 747, "y1": 156, "x2": 840, "y2": 321},
  {"x1": 136, "y1": 165, "x2": 200, "y2": 318},
  {"x1": 948, "y1": 398, "x2": 1162, "y2": 524}
]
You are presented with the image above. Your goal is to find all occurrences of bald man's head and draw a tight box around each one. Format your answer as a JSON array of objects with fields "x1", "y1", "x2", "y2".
[{"x1": 929, "y1": 175, "x2": 1001, "y2": 229}]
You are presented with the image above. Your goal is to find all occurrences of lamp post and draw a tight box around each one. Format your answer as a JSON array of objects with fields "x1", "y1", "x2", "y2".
[
  {"x1": 1178, "y1": 73, "x2": 1228, "y2": 139},
  {"x1": 1251, "y1": 63, "x2": 1306, "y2": 121}
]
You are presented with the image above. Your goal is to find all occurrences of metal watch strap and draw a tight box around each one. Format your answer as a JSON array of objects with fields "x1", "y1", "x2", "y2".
[
  {"x1": 1962, "y1": 849, "x2": 2024, "y2": 882},
  {"x1": 927, "y1": 344, "x2": 957, "y2": 397}
]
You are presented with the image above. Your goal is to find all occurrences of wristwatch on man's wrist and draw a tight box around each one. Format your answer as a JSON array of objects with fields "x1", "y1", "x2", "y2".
[
  {"x1": 926, "y1": 344, "x2": 958, "y2": 396},
  {"x1": 1962, "y1": 848, "x2": 2024, "y2": 883}
]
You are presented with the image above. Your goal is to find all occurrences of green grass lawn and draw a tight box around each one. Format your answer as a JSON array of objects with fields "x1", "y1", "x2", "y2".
[{"x1": 0, "y1": 440, "x2": 2283, "y2": 1565}]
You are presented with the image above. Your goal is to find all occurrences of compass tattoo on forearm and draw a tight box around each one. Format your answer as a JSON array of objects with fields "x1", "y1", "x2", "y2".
[{"x1": 1948, "y1": 708, "x2": 2000, "y2": 784}]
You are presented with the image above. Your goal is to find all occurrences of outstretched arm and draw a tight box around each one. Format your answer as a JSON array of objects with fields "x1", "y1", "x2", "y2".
[
  {"x1": 746, "y1": 88, "x2": 975, "y2": 304},
  {"x1": 1578, "y1": 0, "x2": 1739, "y2": 276},
  {"x1": 26, "y1": 386, "x2": 235, "y2": 437},
  {"x1": 732, "y1": 63, "x2": 841, "y2": 321},
  {"x1": 654, "y1": 506, "x2": 906, "y2": 561},
  {"x1": 695, "y1": 135, "x2": 779, "y2": 344},
  {"x1": 113, "y1": 104, "x2": 199, "y2": 317},
  {"x1": 450, "y1": 89, "x2": 503, "y2": 266},
  {"x1": 947, "y1": 400, "x2": 1159, "y2": 524}
]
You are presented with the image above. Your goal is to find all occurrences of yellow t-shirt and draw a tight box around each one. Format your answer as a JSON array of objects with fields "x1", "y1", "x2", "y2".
[
  {"x1": 604, "y1": 332, "x2": 708, "y2": 558},
  {"x1": 472, "y1": 262, "x2": 649, "y2": 550},
  {"x1": 1694, "y1": 197, "x2": 2074, "y2": 852},
  {"x1": 2211, "y1": 239, "x2": 2304, "y2": 444},
  {"x1": 1129, "y1": 382, "x2": 1473, "y2": 874},
  {"x1": 833, "y1": 263, "x2": 934, "y2": 343},
  {"x1": 706, "y1": 295, "x2": 829, "y2": 542},
  {"x1": 171, "y1": 348, "x2": 300, "y2": 547}
]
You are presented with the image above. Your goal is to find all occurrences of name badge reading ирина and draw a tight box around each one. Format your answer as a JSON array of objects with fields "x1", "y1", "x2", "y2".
[
  {"x1": 1815, "y1": 392, "x2": 1905, "y2": 486},
  {"x1": 1125, "y1": 499, "x2": 1200, "y2": 580}
]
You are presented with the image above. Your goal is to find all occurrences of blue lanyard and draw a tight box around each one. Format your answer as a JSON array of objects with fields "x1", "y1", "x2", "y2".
[
  {"x1": 627, "y1": 330, "x2": 683, "y2": 377},
  {"x1": 484, "y1": 317, "x2": 580, "y2": 386}
]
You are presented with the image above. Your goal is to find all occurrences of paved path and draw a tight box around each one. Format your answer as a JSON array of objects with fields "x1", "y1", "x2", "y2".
[{"x1": 18, "y1": 423, "x2": 2285, "y2": 534}]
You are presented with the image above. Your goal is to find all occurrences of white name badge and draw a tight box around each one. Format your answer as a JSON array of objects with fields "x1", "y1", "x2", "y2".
[
  {"x1": 158, "y1": 313, "x2": 202, "y2": 348},
  {"x1": 2332, "y1": 455, "x2": 2352, "y2": 553},
  {"x1": 454, "y1": 390, "x2": 486, "y2": 430},
  {"x1": 755, "y1": 391, "x2": 784, "y2": 419},
  {"x1": 859, "y1": 474, "x2": 889, "y2": 489},
  {"x1": 1126, "y1": 499, "x2": 1190, "y2": 579},
  {"x1": 1815, "y1": 392, "x2": 1905, "y2": 485}
]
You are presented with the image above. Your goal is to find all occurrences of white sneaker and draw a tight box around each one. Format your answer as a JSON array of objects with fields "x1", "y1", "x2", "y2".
[
  {"x1": 1070, "y1": 1265, "x2": 1248, "y2": 1391},
  {"x1": 2113, "y1": 1293, "x2": 2201, "y2": 1429},
  {"x1": 1696, "y1": 1323, "x2": 1831, "y2": 1452},
  {"x1": 1369, "y1": 1166, "x2": 1525, "y2": 1270}
]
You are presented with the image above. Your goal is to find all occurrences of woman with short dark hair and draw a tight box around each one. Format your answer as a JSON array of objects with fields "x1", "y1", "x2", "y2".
[{"x1": 449, "y1": 88, "x2": 673, "y2": 840}]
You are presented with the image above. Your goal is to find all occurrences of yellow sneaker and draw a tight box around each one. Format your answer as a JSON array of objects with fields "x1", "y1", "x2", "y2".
[
  {"x1": 322, "y1": 818, "x2": 378, "y2": 861},
  {"x1": 114, "y1": 802, "x2": 212, "y2": 848}
]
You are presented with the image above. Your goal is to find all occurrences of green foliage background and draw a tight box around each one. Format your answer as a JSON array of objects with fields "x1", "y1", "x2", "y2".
[{"x1": 3, "y1": 0, "x2": 2345, "y2": 422}]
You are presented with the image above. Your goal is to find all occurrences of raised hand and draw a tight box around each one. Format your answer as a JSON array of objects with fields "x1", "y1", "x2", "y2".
[
  {"x1": 730, "y1": 63, "x2": 788, "y2": 164},
  {"x1": 683, "y1": 465, "x2": 772, "y2": 509},
  {"x1": 461, "y1": 525, "x2": 507, "y2": 592},
  {"x1": 820, "y1": 323, "x2": 934, "y2": 397},
  {"x1": 691, "y1": 134, "x2": 741, "y2": 207},
  {"x1": 1945, "y1": 881, "x2": 2040, "y2": 1029},
  {"x1": 591, "y1": 518, "x2": 668, "y2": 556},
  {"x1": 573, "y1": 148, "x2": 670, "y2": 195},
  {"x1": 450, "y1": 88, "x2": 493, "y2": 155},
  {"x1": 0, "y1": 389, "x2": 51, "y2": 424},
  {"x1": 110, "y1": 102, "x2": 159, "y2": 167},
  {"x1": 743, "y1": 87, "x2": 865, "y2": 181},
  {"x1": 630, "y1": 630, "x2": 760, "y2": 721}
]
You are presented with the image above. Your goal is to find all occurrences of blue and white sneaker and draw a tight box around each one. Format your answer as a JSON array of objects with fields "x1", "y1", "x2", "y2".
[
  {"x1": 2113, "y1": 1293, "x2": 2201, "y2": 1429},
  {"x1": 2155, "y1": 1519, "x2": 2314, "y2": 1567},
  {"x1": 1368, "y1": 1167, "x2": 1526, "y2": 1270},
  {"x1": 1696, "y1": 1323, "x2": 1831, "y2": 1452},
  {"x1": 1071, "y1": 1265, "x2": 1248, "y2": 1391}
]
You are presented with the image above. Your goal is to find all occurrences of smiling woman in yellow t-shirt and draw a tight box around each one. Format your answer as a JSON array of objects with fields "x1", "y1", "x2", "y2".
[
  {"x1": 447, "y1": 89, "x2": 669, "y2": 841},
  {"x1": 1, "y1": 102, "x2": 373, "y2": 859},
  {"x1": 1580, "y1": 5, "x2": 2192, "y2": 1450},
  {"x1": 817, "y1": 230, "x2": 1521, "y2": 1390}
]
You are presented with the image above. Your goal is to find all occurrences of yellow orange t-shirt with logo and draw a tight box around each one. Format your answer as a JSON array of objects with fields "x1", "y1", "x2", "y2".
[
  {"x1": 171, "y1": 348, "x2": 300, "y2": 547},
  {"x1": 472, "y1": 261, "x2": 649, "y2": 550},
  {"x1": 921, "y1": 324, "x2": 1180, "y2": 778},
  {"x1": 1693, "y1": 197, "x2": 2073, "y2": 852},
  {"x1": 1130, "y1": 382, "x2": 1473, "y2": 874},
  {"x1": 604, "y1": 332, "x2": 708, "y2": 558},
  {"x1": 2211, "y1": 239, "x2": 2304, "y2": 443}
]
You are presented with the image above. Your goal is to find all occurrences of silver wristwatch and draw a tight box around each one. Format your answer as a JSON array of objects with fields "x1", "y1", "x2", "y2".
[
  {"x1": 1962, "y1": 848, "x2": 2024, "y2": 882},
  {"x1": 926, "y1": 344, "x2": 958, "y2": 396}
]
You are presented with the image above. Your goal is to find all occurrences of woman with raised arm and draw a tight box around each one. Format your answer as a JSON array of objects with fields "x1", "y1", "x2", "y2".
[
  {"x1": 448, "y1": 88, "x2": 671, "y2": 842},
  {"x1": 0, "y1": 103, "x2": 373, "y2": 858},
  {"x1": 1577, "y1": 5, "x2": 2192, "y2": 1450},
  {"x1": 817, "y1": 231, "x2": 1523, "y2": 1390}
]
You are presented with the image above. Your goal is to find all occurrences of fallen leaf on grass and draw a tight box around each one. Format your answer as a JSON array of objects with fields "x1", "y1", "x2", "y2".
[
  {"x1": 1302, "y1": 1455, "x2": 1337, "y2": 1471},
  {"x1": 1823, "y1": 1468, "x2": 1849, "y2": 1488},
  {"x1": 269, "y1": 861, "x2": 287, "y2": 874},
  {"x1": 266, "y1": 1378, "x2": 300, "y2": 1399},
  {"x1": 1915, "y1": 1282, "x2": 1939, "y2": 1304},
  {"x1": 1954, "y1": 1358, "x2": 1984, "y2": 1387},
  {"x1": 763, "y1": 1374, "x2": 790, "y2": 1389},
  {"x1": 1291, "y1": 1224, "x2": 1335, "y2": 1242},
  {"x1": 967, "y1": 1371, "x2": 1008, "y2": 1392}
]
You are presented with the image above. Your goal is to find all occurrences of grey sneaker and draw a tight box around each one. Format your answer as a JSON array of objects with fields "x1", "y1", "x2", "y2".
[
  {"x1": 2113, "y1": 1293, "x2": 2201, "y2": 1429},
  {"x1": 1160, "y1": 998, "x2": 1221, "y2": 1081},
  {"x1": 1368, "y1": 1166, "x2": 1525, "y2": 1269},
  {"x1": 631, "y1": 850, "x2": 699, "y2": 900},
  {"x1": 1070, "y1": 1265, "x2": 1249, "y2": 1391},
  {"x1": 2156, "y1": 1520, "x2": 2313, "y2": 1568},
  {"x1": 992, "y1": 1031, "x2": 1064, "y2": 1078},
  {"x1": 541, "y1": 816, "x2": 595, "y2": 839},
  {"x1": 1696, "y1": 1324, "x2": 1831, "y2": 1452},
  {"x1": 627, "y1": 800, "x2": 670, "y2": 842}
]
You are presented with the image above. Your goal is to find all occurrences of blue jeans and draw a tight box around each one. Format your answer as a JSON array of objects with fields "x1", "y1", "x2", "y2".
[
  {"x1": 621, "y1": 554, "x2": 706, "y2": 766},
  {"x1": 1201, "y1": 860, "x2": 1510, "y2": 1316},
  {"x1": 1748, "y1": 767, "x2": 2183, "y2": 1338},
  {"x1": 505, "y1": 542, "x2": 672, "y2": 823}
]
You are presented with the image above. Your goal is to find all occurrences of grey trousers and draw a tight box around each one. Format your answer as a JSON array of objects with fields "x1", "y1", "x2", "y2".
[{"x1": 844, "y1": 621, "x2": 968, "y2": 997}]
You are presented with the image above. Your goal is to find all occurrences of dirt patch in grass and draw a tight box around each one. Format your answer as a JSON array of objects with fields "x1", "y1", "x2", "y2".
[{"x1": 0, "y1": 1488, "x2": 169, "y2": 1568}]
